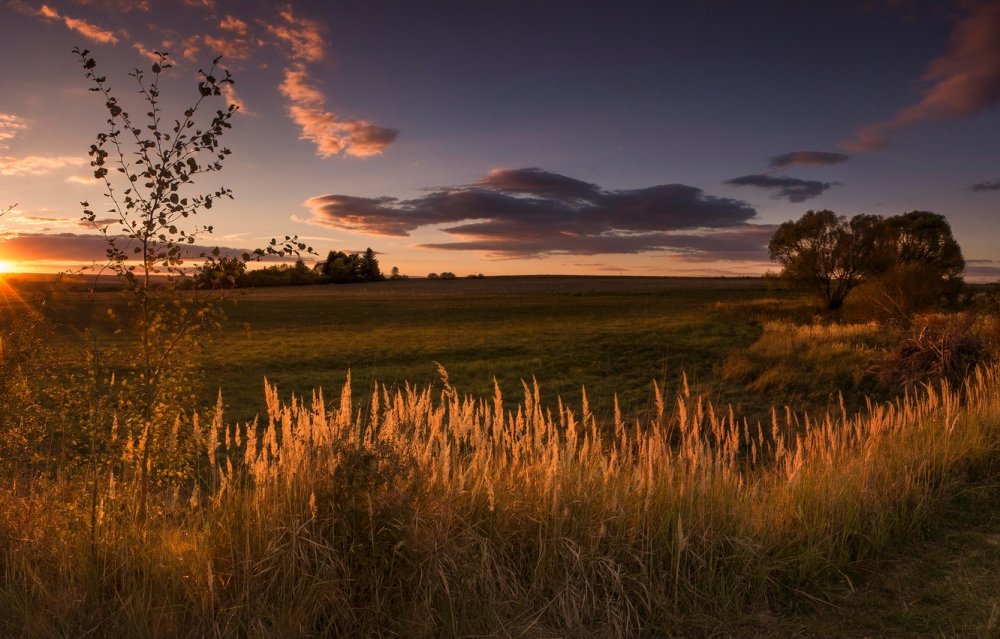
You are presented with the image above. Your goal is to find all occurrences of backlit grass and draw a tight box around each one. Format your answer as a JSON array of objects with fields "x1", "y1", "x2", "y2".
[{"x1": 2, "y1": 362, "x2": 999, "y2": 636}]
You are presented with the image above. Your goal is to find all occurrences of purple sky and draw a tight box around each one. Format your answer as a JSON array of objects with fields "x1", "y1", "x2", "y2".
[{"x1": 1, "y1": 0, "x2": 998, "y2": 279}]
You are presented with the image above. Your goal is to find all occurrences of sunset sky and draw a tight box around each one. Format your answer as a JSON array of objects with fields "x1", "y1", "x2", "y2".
[{"x1": 0, "y1": 0, "x2": 998, "y2": 278}]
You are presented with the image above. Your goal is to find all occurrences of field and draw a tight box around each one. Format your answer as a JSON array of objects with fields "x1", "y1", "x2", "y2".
[
  {"x1": 2, "y1": 275, "x2": 999, "y2": 637},
  {"x1": 16, "y1": 274, "x2": 872, "y2": 424},
  {"x1": 206, "y1": 276, "x2": 783, "y2": 423}
]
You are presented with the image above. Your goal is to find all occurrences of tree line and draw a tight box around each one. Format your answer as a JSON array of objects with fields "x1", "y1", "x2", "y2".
[{"x1": 195, "y1": 247, "x2": 388, "y2": 289}]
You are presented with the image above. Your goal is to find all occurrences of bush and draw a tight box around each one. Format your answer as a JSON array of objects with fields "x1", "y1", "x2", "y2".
[
  {"x1": 845, "y1": 263, "x2": 964, "y2": 327},
  {"x1": 867, "y1": 313, "x2": 991, "y2": 387}
]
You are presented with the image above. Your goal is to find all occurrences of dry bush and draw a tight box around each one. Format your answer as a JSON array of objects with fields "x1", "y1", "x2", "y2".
[
  {"x1": 846, "y1": 265, "x2": 949, "y2": 327},
  {"x1": 867, "y1": 313, "x2": 990, "y2": 387}
]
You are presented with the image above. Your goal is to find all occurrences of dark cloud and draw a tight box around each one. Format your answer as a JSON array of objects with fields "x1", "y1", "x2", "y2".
[
  {"x1": 0, "y1": 232, "x2": 272, "y2": 263},
  {"x1": 303, "y1": 168, "x2": 764, "y2": 258},
  {"x1": 966, "y1": 259, "x2": 1000, "y2": 281},
  {"x1": 971, "y1": 179, "x2": 1000, "y2": 192},
  {"x1": 768, "y1": 151, "x2": 850, "y2": 170},
  {"x1": 475, "y1": 167, "x2": 603, "y2": 199},
  {"x1": 724, "y1": 174, "x2": 839, "y2": 203},
  {"x1": 419, "y1": 225, "x2": 777, "y2": 260}
]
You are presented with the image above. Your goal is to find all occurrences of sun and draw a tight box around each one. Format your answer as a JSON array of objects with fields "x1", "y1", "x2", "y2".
[{"x1": 0, "y1": 260, "x2": 15, "y2": 274}]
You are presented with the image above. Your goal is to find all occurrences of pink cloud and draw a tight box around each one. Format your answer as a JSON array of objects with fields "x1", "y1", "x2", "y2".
[
  {"x1": 0, "y1": 155, "x2": 87, "y2": 177},
  {"x1": 132, "y1": 42, "x2": 161, "y2": 63},
  {"x1": 0, "y1": 114, "x2": 28, "y2": 144},
  {"x1": 279, "y1": 66, "x2": 325, "y2": 106},
  {"x1": 202, "y1": 34, "x2": 252, "y2": 60},
  {"x1": 842, "y1": 1, "x2": 1000, "y2": 152},
  {"x1": 219, "y1": 15, "x2": 248, "y2": 36},
  {"x1": 37, "y1": 4, "x2": 121, "y2": 44},
  {"x1": 222, "y1": 83, "x2": 249, "y2": 115},
  {"x1": 264, "y1": 5, "x2": 325, "y2": 62},
  {"x1": 65, "y1": 174, "x2": 98, "y2": 185},
  {"x1": 180, "y1": 36, "x2": 201, "y2": 62},
  {"x1": 279, "y1": 66, "x2": 398, "y2": 158}
]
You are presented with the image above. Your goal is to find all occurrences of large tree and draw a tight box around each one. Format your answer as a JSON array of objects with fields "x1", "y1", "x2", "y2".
[
  {"x1": 768, "y1": 209, "x2": 964, "y2": 311},
  {"x1": 767, "y1": 210, "x2": 883, "y2": 310},
  {"x1": 882, "y1": 211, "x2": 964, "y2": 281}
]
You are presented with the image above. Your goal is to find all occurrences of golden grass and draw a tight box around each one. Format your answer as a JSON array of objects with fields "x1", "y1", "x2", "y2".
[{"x1": 3, "y1": 364, "x2": 1000, "y2": 636}]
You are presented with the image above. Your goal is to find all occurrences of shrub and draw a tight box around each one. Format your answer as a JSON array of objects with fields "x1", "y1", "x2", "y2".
[{"x1": 867, "y1": 313, "x2": 990, "y2": 387}]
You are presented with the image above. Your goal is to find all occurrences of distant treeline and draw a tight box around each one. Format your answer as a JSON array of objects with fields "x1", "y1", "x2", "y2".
[
  {"x1": 195, "y1": 248, "x2": 384, "y2": 289},
  {"x1": 194, "y1": 248, "x2": 484, "y2": 289}
]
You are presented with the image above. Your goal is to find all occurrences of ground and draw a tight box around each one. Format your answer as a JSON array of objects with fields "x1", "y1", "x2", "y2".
[
  {"x1": 745, "y1": 481, "x2": 1000, "y2": 639},
  {"x1": 2, "y1": 274, "x2": 998, "y2": 636}
]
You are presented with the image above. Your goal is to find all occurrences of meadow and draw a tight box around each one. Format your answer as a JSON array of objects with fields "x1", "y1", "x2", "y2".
[
  {"x1": 17, "y1": 275, "x2": 865, "y2": 423},
  {"x1": 1, "y1": 274, "x2": 998, "y2": 637}
]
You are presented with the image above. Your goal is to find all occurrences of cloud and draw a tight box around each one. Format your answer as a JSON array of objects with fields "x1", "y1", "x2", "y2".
[
  {"x1": 971, "y1": 179, "x2": 1000, "y2": 192},
  {"x1": 724, "y1": 174, "x2": 839, "y2": 202},
  {"x1": 23, "y1": 2, "x2": 394, "y2": 160},
  {"x1": 263, "y1": 5, "x2": 325, "y2": 63},
  {"x1": 302, "y1": 167, "x2": 765, "y2": 258},
  {"x1": 219, "y1": 15, "x2": 249, "y2": 36},
  {"x1": 179, "y1": 36, "x2": 201, "y2": 62},
  {"x1": 0, "y1": 232, "x2": 267, "y2": 263},
  {"x1": 201, "y1": 34, "x2": 253, "y2": 60},
  {"x1": 0, "y1": 114, "x2": 28, "y2": 145},
  {"x1": 418, "y1": 225, "x2": 776, "y2": 260},
  {"x1": 768, "y1": 151, "x2": 850, "y2": 170},
  {"x1": 3, "y1": 214, "x2": 116, "y2": 231},
  {"x1": 71, "y1": 0, "x2": 150, "y2": 12},
  {"x1": 965, "y1": 258, "x2": 1000, "y2": 281},
  {"x1": 259, "y1": 5, "x2": 398, "y2": 159},
  {"x1": 37, "y1": 4, "x2": 121, "y2": 44},
  {"x1": 842, "y1": 1, "x2": 1000, "y2": 152},
  {"x1": 132, "y1": 42, "x2": 161, "y2": 63},
  {"x1": 65, "y1": 174, "x2": 97, "y2": 185},
  {"x1": 222, "y1": 83, "x2": 249, "y2": 114},
  {"x1": 182, "y1": 0, "x2": 215, "y2": 10},
  {"x1": 279, "y1": 66, "x2": 399, "y2": 157},
  {"x1": 0, "y1": 155, "x2": 87, "y2": 177}
]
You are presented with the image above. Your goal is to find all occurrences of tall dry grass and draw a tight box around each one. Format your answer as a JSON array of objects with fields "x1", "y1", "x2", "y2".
[{"x1": 3, "y1": 363, "x2": 1000, "y2": 637}]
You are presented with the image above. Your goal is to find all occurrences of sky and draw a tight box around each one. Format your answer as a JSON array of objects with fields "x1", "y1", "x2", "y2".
[{"x1": 0, "y1": 0, "x2": 998, "y2": 279}]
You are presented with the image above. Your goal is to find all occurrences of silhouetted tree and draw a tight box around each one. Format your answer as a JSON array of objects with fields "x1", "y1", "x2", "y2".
[
  {"x1": 768, "y1": 209, "x2": 964, "y2": 311},
  {"x1": 360, "y1": 247, "x2": 384, "y2": 281},
  {"x1": 320, "y1": 249, "x2": 387, "y2": 283},
  {"x1": 768, "y1": 210, "x2": 882, "y2": 310}
]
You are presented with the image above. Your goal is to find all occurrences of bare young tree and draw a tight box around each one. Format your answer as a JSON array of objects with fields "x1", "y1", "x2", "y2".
[{"x1": 75, "y1": 48, "x2": 305, "y2": 516}]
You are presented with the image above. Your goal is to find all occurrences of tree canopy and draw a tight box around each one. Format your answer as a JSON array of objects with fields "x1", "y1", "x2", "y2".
[
  {"x1": 320, "y1": 247, "x2": 385, "y2": 283},
  {"x1": 768, "y1": 210, "x2": 964, "y2": 311}
]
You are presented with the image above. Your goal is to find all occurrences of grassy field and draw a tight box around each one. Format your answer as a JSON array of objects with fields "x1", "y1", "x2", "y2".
[
  {"x1": 3, "y1": 274, "x2": 999, "y2": 637},
  {"x1": 207, "y1": 276, "x2": 784, "y2": 423},
  {"x1": 11, "y1": 275, "x2": 829, "y2": 424}
]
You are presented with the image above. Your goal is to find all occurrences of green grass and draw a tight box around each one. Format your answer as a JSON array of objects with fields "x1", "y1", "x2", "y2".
[{"x1": 15, "y1": 275, "x2": 803, "y2": 424}]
